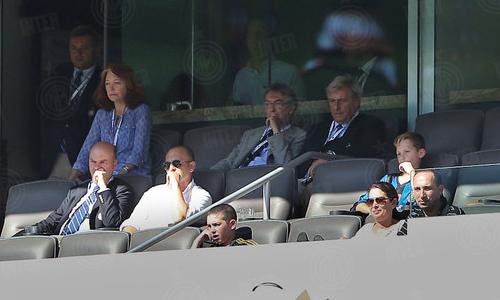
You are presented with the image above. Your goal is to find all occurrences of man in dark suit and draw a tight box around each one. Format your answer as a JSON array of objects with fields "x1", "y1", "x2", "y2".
[
  {"x1": 305, "y1": 74, "x2": 385, "y2": 178},
  {"x1": 31, "y1": 142, "x2": 135, "y2": 235},
  {"x1": 41, "y1": 25, "x2": 102, "y2": 178}
]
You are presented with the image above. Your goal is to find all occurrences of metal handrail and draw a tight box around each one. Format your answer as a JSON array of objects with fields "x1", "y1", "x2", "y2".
[{"x1": 127, "y1": 151, "x2": 339, "y2": 253}]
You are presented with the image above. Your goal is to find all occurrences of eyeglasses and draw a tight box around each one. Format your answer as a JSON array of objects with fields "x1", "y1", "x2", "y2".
[
  {"x1": 366, "y1": 197, "x2": 391, "y2": 206},
  {"x1": 264, "y1": 100, "x2": 291, "y2": 109},
  {"x1": 163, "y1": 160, "x2": 183, "y2": 170}
]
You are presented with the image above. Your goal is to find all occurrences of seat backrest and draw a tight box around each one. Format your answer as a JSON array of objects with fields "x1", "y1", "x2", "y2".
[
  {"x1": 481, "y1": 107, "x2": 500, "y2": 150},
  {"x1": 387, "y1": 153, "x2": 460, "y2": 174},
  {"x1": 224, "y1": 165, "x2": 296, "y2": 220},
  {"x1": 288, "y1": 215, "x2": 362, "y2": 242},
  {"x1": 183, "y1": 125, "x2": 250, "y2": 170},
  {"x1": 130, "y1": 227, "x2": 200, "y2": 252},
  {"x1": 116, "y1": 175, "x2": 152, "y2": 207},
  {"x1": 150, "y1": 128, "x2": 181, "y2": 175},
  {"x1": 237, "y1": 220, "x2": 288, "y2": 244},
  {"x1": 0, "y1": 236, "x2": 57, "y2": 261},
  {"x1": 415, "y1": 109, "x2": 484, "y2": 157},
  {"x1": 154, "y1": 169, "x2": 224, "y2": 202},
  {"x1": 462, "y1": 149, "x2": 500, "y2": 165},
  {"x1": 306, "y1": 159, "x2": 385, "y2": 217},
  {"x1": 452, "y1": 164, "x2": 500, "y2": 207},
  {"x1": 1, "y1": 180, "x2": 75, "y2": 238},
  {"x1": 58, "y1": 231, "x2": 129, "y2": 257}
]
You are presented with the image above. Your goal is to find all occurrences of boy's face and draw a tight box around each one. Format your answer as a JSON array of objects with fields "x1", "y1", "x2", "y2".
[{"x1": 396, "y1": 139, "x2": 426, "y2": 169}]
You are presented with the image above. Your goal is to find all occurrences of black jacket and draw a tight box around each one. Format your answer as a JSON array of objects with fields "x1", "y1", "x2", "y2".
[
  {"x1": 40, "y1": 63, "x2": 102, "y2": 176},
  {"x1": 35, "y1": 177, "x2": 135, "y2": 235},
  {"x1": 306, "y1": 113, "x2": 386, "y2": 158}
]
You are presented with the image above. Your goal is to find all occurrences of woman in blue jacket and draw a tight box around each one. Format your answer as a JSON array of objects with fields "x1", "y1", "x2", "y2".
[{"x1": 70, "y1": 63, "x2": 151, "y2": 180}]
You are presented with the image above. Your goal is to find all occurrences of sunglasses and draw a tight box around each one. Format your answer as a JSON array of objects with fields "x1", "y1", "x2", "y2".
[
  {"x1": 163, "y1": 160, "x2": 183, "y2": 170},
  {"x1": 366, "y1": 197, "x2": 391, "y2": 206}
]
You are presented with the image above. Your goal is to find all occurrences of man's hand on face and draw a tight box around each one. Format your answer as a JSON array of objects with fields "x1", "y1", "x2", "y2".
[
  {"x1": 166, "y1": 169, "x2": 182, "y2": 188},
  {"x1": 266, "y1": 116, "x2": 281, "y2": 134},
  {"x1": 93, "y1": 170, "x2": 108, "y2": 191}
]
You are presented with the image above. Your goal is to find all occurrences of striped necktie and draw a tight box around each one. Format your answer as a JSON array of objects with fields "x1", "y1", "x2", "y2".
[
  {"x1": 70, "y1": 70, "x2": 83, "y2": 96},
  {"x1": 241, "y1": 128, "x2": 273, "y2": 167},
  {"x1": 61, "y1": 184, "x2": 99, "y2": 235}
]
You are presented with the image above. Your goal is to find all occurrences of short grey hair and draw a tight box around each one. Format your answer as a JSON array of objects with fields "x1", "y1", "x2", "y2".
[{"x1": 325, "y1": 74, "x2": 363, "y2": 99}]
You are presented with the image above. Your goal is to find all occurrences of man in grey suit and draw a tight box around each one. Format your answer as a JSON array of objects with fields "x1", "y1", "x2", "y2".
[{"x1": 211, "y1": 83, "x2": 306, "y2": 170}]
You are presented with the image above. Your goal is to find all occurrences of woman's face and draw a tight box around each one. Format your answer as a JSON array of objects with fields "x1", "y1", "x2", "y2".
[
  {"x1": 105, "y1": 70, "x2": 127, "y2": 103},
  {"x1": 367, "y1": 188, "x2": 397, "y2": 224}
]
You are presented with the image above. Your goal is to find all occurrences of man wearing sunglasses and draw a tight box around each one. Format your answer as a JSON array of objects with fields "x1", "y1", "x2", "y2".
[
  {"x1": 121, "y1": 146, "x2": 211, "y2": 233},
  {"x1": 410, "y1": 170, "x2": 464, "y2": 218},
  {"x1": 211, "y1": 83, "x2": 306, "y2": 170}
]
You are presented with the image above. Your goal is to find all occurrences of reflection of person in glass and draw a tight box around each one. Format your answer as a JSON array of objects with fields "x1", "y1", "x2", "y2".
[
  {"x1": 303, "y1": 7, "x2": 399, "y2": 98},
  {"x1": 232, "y1": 19, "x2": 305, "y2": 105},
  {"x1": 355, "y1": 182, "x2": 407, "y2": 238},
  {"x1": 41, "y1": 25, "x2": 101, "y2": 178},
  {"x1": 70, "y1": 64, "x2": 152, "y2": 180}
]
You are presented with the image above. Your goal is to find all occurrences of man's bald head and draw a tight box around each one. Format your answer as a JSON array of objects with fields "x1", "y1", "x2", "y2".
[
  {"x1": 89, "y1": 142, "x2": 117, "y2": 181},
  {"x1": 164, "y1": 146, "x2": 196, "y2": 183}
]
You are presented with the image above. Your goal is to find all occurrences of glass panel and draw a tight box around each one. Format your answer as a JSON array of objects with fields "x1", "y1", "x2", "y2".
[
  {"x1": 0, "y1": 0, "x2": 102, "y2": 228},
  {"x1": 120, "y1": 0, "x2": 193, "y2": 111},
  {"x1": 413, "y1": 164, "x2": 500, "y2": 217},
  {"x1": 435, "y1": 0, "x2": 500, "y2": 111}
]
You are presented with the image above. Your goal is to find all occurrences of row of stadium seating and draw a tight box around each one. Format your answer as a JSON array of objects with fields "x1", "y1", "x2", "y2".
[
  {"x1": 0, "y1": 215, "x2": 363, "y2": 262},
  {"x1": 150, "y1": 108, "x2": 500, "y2": 174},
  {"x1": 4, "y1": 151, "x2": 500, "y2": 239}
]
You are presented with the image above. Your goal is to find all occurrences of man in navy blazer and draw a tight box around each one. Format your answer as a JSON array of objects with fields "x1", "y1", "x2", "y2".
[
  {"x1": 32, "y1": 142, "x2": 135, "y2": 235},
  {"x1": 41, "y1": 25, "x2": 102, "y2": 178},
  {"x1": 305, "y1": 74, "x2": 385, "y2": 177},
  {"x1": 211, "y1": 83, "x2": 306, "y2": 170}
]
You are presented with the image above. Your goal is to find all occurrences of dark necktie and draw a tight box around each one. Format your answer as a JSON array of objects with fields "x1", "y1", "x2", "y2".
[
  {"x1": 70, "y1": 70, "x2": 83, "y2": 96},
  {"x1": 241, "y1": 128, "x2": 273, "y2": 167}
]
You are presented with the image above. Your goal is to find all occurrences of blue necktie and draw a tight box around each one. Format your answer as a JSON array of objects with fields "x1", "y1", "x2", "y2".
[
  {"x1": 62, "y1": 184, "x2": 99, "y2": 235},
  {"x1": 241, "y1": 128, "x2": 273, "y2": 167}
]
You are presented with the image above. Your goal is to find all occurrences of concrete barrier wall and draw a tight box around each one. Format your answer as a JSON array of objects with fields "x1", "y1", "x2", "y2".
[{"x1": 1, "y1": 213, "x2": 499, "y2": 299}]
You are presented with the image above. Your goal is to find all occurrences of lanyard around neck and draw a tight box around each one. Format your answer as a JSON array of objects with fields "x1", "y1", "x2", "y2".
[
  {"x1": 69, "y1": 70, "x2": 93, "y2": 103},
  {"x1": 111, "y1": 107, "x2": 127, "y2": 146}
]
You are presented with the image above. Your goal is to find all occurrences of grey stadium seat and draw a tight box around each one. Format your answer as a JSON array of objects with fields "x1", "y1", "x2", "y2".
[
  {"x1": 58, "y1": 231, "x2": 129, "y2": 257},
  {"x1": 481, "y1": 107, "x2": 500, "y2": 150},
  {"x1": 130, "y1": 227, "x2": 200, "y2": 252},
  {"x1": 386, "y1": 153, "x2": 459, "y2": 174},
  {"x1": 461, "y1": 149, "x2": 500, "y2": 165},
  {"x1": 149, "y1": 128, "x2": 181, "y2": 175},
  {"x1": 1, "y1": 180, "x2": 75, "y2": 238},
  {"x1": 183, "y1": 125, "x2": 250, "y2": 170},
  {"x1": 237, "y1": 220, "x2": 288, "y2": 244},
  {"x1": 0, "y1": 236, "x2": 57, "y2": 261},
  {"x1": 288, "y1": 215, "x2": 362, "y2": 242},
  {"x1": 305, "y1": 159, "x2": 385, "y2": 217},
  {"x1": 225, "y1": 165, "x2": 296, "y2": 220},
  {"x1": 452, "y1": 164, "x2": 500, "y2": 208},
  {"x1": 415, "y1": 109, "x2": 484, "y2": 158}
]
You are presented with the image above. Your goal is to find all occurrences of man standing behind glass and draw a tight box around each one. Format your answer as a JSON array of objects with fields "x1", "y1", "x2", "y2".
[
  {"x1": 211, "y1": 83, "x2": 306, "y2": 170},
  {"x1": 41, "y1": 25, "x2": 102, "y2": 178}
]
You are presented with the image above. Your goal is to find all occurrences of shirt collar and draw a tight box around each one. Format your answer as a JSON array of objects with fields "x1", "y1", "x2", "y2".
[{"x1": 74, "y1": 65, "x2": 96, "y2": 78}]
